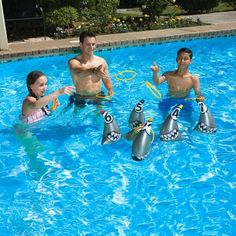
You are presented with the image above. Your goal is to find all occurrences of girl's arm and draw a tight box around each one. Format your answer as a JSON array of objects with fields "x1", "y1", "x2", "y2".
[{"x1": 23, "y1": 87, "x2": 75, "y2": 115}]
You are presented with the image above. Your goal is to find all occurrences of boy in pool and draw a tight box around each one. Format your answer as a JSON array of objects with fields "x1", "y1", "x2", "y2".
[
  {"x1": 67, "y1": 30, "x2": 114, "y2": 108},
  {"x1": 20, "y1": 70, "x2": 75, "y2": 124},
  {"x1": 150, "y1": 47, "x2": 204, "y2": 118}
]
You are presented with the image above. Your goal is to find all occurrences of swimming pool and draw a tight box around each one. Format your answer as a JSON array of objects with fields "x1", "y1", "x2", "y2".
[{"x1": 0, "y1": 35, "x2": 236, "y2": 235}]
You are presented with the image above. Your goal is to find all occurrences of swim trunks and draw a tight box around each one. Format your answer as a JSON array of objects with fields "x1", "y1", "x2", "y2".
[
  {"x1": 68, "y1": 91, "x2": 106, "y2": 108},
  {"x1": 159, "y1": 96, "x2": 194, "y2": 117}
]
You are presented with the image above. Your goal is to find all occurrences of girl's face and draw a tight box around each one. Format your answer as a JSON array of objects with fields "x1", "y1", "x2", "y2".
[{"x1": 30, "y1": 75, "x2": 47, "y2": 97}]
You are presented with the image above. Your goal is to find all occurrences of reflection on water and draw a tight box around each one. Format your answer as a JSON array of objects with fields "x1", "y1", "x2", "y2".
[
  {"x1": 14, "y1": 123, "x2": 49, "y2": 181},
  {"x1": 0, "y1": 36, "x2": 236, "y2": 235}
]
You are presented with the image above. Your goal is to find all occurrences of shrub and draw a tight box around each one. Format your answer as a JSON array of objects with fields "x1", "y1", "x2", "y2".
[
  {"x1": 139, "y1": 0, "x2": 169, "y2": 20},
  {"x1": 109, "y1": 15, "x2": 201, "y2": 34},
  {"x1": 222, "y1": 0, "x2": 236, "y2": 9},
  {"x1": 78, "y1": 0, "x2": 120, "y2": 32},
  {"x1": 175, "y1": 0, "x2": 220, "y2": 13},
  {"x1": 46, "y1": 6, "x2": 79, "y2": 28}
]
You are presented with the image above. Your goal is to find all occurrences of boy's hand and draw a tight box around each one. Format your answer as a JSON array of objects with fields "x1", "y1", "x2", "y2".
[
  {"x1": 196, "y1": 95, "x2": 205, "y2": 102},
  {"x1": 150, "y1": 62, "x2": 160, "y2": 73}
]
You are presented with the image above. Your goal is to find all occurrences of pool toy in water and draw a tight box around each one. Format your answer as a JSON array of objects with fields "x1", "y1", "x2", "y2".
[
  {"x1": 132, "y1": 118, "x2": 153, "y2": 161},
  {"x1": 51, "y1": 98, "x2": 58, "y2": 111},
  {"x1": 194, "y1": 101, "x2": 217, "y2": 133},
  {"x1": 115, "y1": 70, "x2": 137, "y2": 82},
  {"x1": 125, "y1": 100, "x2": 145, "y2": 140},
  {"x1": 145, "y1": 81, "x2": 162, "y2": 99},
  {"x1": 129, "y1": 99, "x2": 145, "y2": 128},
  {"x1": 100, "y1": 109, "x2": 121, "y2": 144},
  {"x1": 160, "y1": 104, "x2": 183, "y2": 141}
]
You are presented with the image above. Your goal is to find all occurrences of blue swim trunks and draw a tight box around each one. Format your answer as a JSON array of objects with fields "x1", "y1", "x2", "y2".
[{"x1": 159, "y1": 96, "x2": 194, "y2": 117}]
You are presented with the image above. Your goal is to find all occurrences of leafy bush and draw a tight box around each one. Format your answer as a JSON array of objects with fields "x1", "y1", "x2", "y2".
[
  {"x1": 222, "y1": 0, "x2": 236, "y2": 9},
  {"x1": 175, "y1": 0, "x2": 220, "y2": 13},
  {"x1": 78, "y1": 0, "x2": 120, "y2": 32},
  {"x1": 139, "y1": 0, "x2": 169, "y2": 20},
  {"x1": 40, "y1": 0, "x2": 204, "y2": 38},
  {"x1": 46, "y1": 6, "x2": 79, "y2": 28},
  {"x1": 109, "y1": 15, "x2": 202, "y2": 33}
]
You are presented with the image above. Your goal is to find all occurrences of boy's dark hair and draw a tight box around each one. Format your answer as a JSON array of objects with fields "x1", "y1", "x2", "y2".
[
  {"x1": 26, "y1": 70, "x2": 45, "y2": 96},
  {"x1": 79, "y1": 31, "x2": 96, "y2": 43},
  {"x1": 177, "y1": 48, "x2": 193, "y2": 59}
]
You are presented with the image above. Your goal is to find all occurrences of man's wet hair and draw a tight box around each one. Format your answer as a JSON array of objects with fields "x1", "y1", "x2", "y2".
[
  {"x1": 79, "y1": 31, "x2": 96, "y2": 43},
  {"x1": 177, "y1": 48, "x2": 193, "y2": 59}
]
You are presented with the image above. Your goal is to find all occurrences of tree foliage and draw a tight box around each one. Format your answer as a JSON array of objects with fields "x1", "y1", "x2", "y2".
[
  {"x1": 222, "y1": 0, "x2": 236, "y2": 9},
  {"x1": 138, "y1": 0, "x2": 169, "y2": 20},
  {"x1": 78, "y1": 0, "x2": 120, "y2": 29},
  {"x1": 46, "y1": 6, "x2": 79, "y2": 28},
  {"x1": 41, "y1": 0, "x2": 119, "y2": 32},
  {"x1": 175, "y1": 0, "x2": 220, "y2": 13}
]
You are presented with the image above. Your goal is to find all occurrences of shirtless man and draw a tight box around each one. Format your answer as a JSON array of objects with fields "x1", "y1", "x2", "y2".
[
  {"x1": 151, "y1": 48, "x2": 204, "y2": 117},
  {"x1": 68, "y1": 31, "x2": 114, "y2": 106}
]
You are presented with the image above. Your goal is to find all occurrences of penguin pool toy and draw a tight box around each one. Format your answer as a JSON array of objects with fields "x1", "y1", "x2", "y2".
[
  {"x1": 194, "y1": 101, "x2": 217, "y2": 133},
  {"x1": 100, "y1": 110, "x2": 121, "y2": 145},
  {"x1": 125, "y1": 99, "x2": 145, "y2": 141},
  {"x1": 132, "y1": 118, "x2": 153, "y2": 161},
  {"x1": 159, "y1": 104, "x2": 183, "y2": 141}
]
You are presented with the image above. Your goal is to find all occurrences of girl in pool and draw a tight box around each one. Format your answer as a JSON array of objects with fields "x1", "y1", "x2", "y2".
[{"x1": 20, "y1": 70, "x2": 75, "y2": 124}]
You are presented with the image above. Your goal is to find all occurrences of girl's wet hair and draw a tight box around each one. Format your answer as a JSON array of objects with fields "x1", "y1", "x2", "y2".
[
  {"x1": 177, "y1": 48, "x2": 193, "y2": 59},
  {"x1": 26, "y1": 70, "x2": 45, "y2": 96},
  {"x1": 79, "y1": 31, "x2": 96, "y2": 43}
]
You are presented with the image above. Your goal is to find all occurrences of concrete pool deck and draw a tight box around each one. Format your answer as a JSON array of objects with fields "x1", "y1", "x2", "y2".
[{"x1": 1, "y1": 11, "x2": 236, "y2": 61}]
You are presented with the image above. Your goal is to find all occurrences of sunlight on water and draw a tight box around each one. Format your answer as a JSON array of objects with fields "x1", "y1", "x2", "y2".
[{"x1": 0, "y1": 35, "x2": 236, "y2": 235}]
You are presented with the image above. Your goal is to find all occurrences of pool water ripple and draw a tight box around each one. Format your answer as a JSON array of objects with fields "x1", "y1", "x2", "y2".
[{"x1": 0, "y1": 35, "x2": 236, "y2": 235}]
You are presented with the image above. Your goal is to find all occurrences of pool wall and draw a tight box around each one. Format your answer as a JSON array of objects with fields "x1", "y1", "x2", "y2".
[{"x1": 1, "y1": 23, "x2": 236, "y2": 62}]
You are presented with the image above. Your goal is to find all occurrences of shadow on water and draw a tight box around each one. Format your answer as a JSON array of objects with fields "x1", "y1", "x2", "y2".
[
  {"x1": 13, "y1": 123, "x2": 50, "y2": 181},
  {"x1": 12, "y1": 108, "x2": 102, "y2": 180}
]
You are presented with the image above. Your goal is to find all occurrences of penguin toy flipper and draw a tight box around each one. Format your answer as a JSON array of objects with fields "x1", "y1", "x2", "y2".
[{"x1": 123, "y1": 129, "x2": 138, "y2": 141}]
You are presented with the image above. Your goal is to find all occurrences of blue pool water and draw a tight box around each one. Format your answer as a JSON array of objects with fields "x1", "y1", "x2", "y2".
[{"x1": 0, "y1": 35, "x2": 236, "y2": 235}]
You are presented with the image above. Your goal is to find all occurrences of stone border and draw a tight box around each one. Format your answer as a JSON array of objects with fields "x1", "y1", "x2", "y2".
[
  {"x1": 1, "y1": 26, "x2": 236, "y2": 62},
  {"x1": 97, "y1": 29, "x2": 236, "y2": 50}
]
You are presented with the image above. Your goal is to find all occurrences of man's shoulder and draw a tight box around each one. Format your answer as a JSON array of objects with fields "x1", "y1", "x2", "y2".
[
  {"x1": 94, "y1": 55, "x2": 105, "y2": 62},
  {"x1": 191, "y1": 74, "x2": 199, "y2": 80},
  {"x1": 68, "y1": 56, "x2": 81, "y2": 65}
]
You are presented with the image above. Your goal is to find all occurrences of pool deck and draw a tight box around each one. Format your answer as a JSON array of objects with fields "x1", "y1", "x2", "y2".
[{"x1": 1, "y1": 11, "x2": 236, "y2": 61}]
